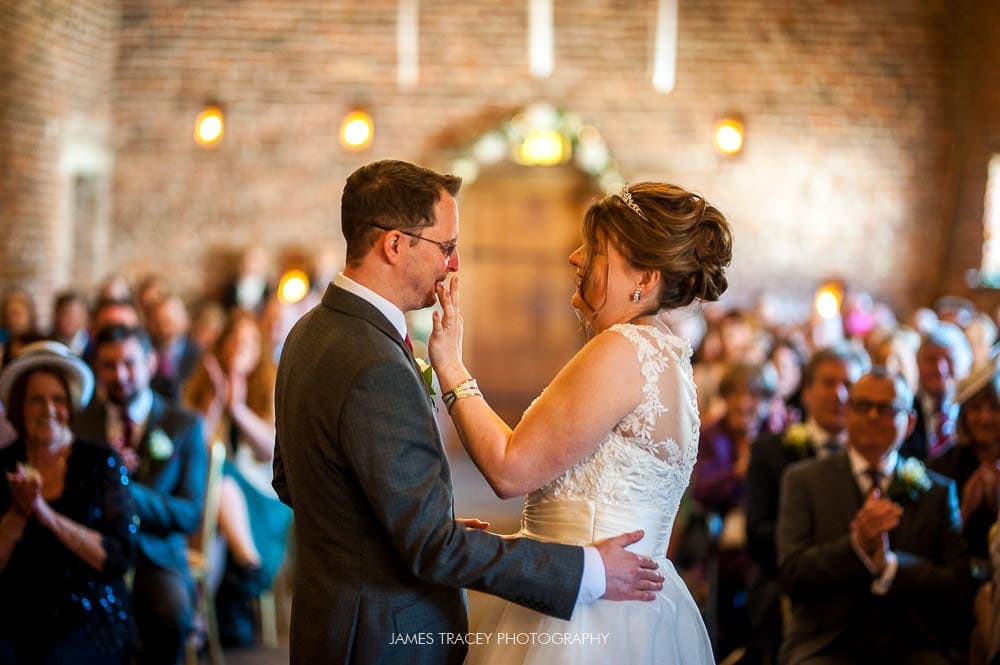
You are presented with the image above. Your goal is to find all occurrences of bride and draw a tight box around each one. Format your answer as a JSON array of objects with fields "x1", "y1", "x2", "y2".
[{"x1": 428, "y1": 181, "x2": 732, "y2": 664}]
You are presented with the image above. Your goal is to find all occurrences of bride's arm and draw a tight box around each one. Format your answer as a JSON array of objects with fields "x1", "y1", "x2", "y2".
[{"x1": 430, "y1": 278, "x2": 643, "y2": 499}]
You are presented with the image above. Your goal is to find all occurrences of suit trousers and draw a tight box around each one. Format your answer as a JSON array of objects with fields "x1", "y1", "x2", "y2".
[{"x1": 132, "y1": 560, "x2": 195, "y2": 665}]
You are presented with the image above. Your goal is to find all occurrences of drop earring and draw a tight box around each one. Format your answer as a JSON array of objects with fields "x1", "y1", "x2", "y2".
[{"x1": 631, "y1": 285, "x2": 643, "y2": 303}]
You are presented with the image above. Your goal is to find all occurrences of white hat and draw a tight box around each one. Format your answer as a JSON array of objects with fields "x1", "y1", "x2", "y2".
[
  {"x1": 955, "y1": 343, "x2": 1000, "y2": 406},
  {"x1": 0, "y1": 340, "x2": 95, "y2": 411}
]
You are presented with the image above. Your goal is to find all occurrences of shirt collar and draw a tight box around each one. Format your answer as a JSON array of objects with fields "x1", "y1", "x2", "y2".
[
  {"x1": 334, "y1": 272, "x2": 408, "y2": 341},
  {"x1": 805, "y1": 417, "x2": 846, "y2": 452},
  {"x1": 847, "y1": 444, "x2": 898, "y2": 480}
]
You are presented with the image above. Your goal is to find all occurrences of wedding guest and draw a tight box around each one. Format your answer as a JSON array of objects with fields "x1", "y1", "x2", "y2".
[
  {"x1": 745, "y1": 344, "x2": 865, "y2": 664},
  {"x1": 929, "y1": 347, "x2": 1000, "y2": 569},
  {"x1": 149, "y1": 295, "x2": 201, "y2": 401},
  {"x1": 82, "y1": 298, "x2": 141, "y2": 366},
  {"x1": 76, "y1": 326, "x2": 207, "y2": 665},
  {"x1": 779, "y1": 368, "x2": 972, "y2": 664},
  {"x1": 767, "y1": 338, "x2": 806, "y2": 430},
  {"x1": 872, "y1": 327, "x2": 920, "y2": 395},
  {"x1": 222, "y1": 246, "x2": 271, "y2": 314},
  {"x1": 901, "y1": 324, "x2": 973, "y2": 460},
  {"x1": 967, "y1": 313, "x2": 999, "y2": 368},
  {"x1": 183, "y1": 310, "x2": 292, "y2": 644},
  {"x1": 1, "y1": 289, "x2": 39, "y2": 366},
  {"x1": 693, "y1": 362, "x2": 777, "y2": 659},
  {"x1": 189, "y1": 300, "x2": 226, "y2": 353},
  {"x1": 0, "y1": 341, "x2": 136, "y2": 664},
  {"x1": 50, "y1": 291, "x2": 90, "y2": 357}
]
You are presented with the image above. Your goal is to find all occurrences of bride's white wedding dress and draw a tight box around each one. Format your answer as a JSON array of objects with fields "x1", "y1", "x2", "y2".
[{"x1": 467, "y1": 323, "x2": 714, "y2": 664}]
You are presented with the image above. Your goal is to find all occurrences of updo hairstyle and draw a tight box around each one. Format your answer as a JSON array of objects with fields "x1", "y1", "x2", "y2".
[{"x1": 582, "y1": 182, "x2": 733, "y2": 311}]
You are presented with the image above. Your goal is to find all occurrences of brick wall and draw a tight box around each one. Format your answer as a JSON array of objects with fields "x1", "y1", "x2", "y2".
[
  {"x1": 942, "y1": 0, "x2": 1000, "y2": 315},
  {"x1": 1, "y1": 0, "x2": 993, "y2": 317},
  {"x1": 0, "y1": 0, "x2": 117, "y2": 322}
]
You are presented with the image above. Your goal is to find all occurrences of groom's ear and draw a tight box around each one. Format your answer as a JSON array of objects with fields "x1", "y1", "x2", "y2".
[{"x1": 380, "y1": 230, "x2": 404, "y2": 265}]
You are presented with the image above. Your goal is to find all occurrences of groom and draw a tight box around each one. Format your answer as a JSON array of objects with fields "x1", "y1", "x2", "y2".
[{"x1": 273, "y1": 160, "x2": 663, "y2": 664}]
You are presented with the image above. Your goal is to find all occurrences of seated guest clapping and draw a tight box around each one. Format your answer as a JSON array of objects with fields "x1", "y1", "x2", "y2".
[
  {"x1": 929, "y1": 345, "x2": 1000, "y2": 571},
  {"x1": 0, "y1": 341, "x2": 137, "y2": 664},
  {"x1": 779, "y1": 367, "x2": 972, "y2": 664}
]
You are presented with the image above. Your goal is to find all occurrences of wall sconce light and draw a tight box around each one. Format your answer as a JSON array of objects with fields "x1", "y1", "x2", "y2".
[
  {"x1": 713, "y1": 116, "x2": 744, "y2": 156},
  {"x1": 340, "y1": 110, "x2": 374, "y2": 150},
  {"x1": 194, "y1": 105, "x2": 224, "y2": 148}
]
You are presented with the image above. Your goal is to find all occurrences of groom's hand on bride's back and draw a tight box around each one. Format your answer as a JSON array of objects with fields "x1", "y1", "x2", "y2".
[{"x1": 596, "y1": 530, "x2": 664, "y2": 601}]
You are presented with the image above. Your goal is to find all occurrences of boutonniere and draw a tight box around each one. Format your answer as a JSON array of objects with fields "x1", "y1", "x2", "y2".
[
  {"x1": 782, "y1": 423, "x2": 812, "y2": 459},
  {"x1": 148, "y1": 429, "x2": 175, "y2": 461},
  {"x1": 414, "y1": 358, "x2": 436, "y2": 397},
  {"x1": 887, "y1": 457, "x2": 932, "y2": 502}
]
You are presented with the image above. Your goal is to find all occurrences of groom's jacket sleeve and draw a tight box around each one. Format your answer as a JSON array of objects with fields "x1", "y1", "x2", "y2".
[{"x1": 340, "y1": 356, "x2": 584, "y2": 620}]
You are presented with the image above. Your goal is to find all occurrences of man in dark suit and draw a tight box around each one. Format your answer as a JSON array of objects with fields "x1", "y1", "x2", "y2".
[
  {"x1": 745, "y1": 344, "x2": 865, "y2": 664},
  {"x1": 778, "y1": 368, "x2": 972, "y2": 664},
  {"x1": 273, "y1": 160, "x2": 663, "y2": 665},
  {"x1": 77, "y1": 325, "x2": 208, "y2": 665},
  {"x1": 148, "y1": 294, "x2": 202, "y2": 400},
  {"x1": 899, "y1": 324, "x2": 971, "y2": 461}
]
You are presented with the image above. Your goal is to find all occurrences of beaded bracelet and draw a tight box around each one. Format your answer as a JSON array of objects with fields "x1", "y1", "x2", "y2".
[{"x1": 442, "y1": 378, "x2": 482, "y2": 413}]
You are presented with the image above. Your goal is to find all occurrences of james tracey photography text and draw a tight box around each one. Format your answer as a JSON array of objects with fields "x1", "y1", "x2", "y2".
[{"x1": 388, "y1": 632, "x2": 612, "y2": 646}]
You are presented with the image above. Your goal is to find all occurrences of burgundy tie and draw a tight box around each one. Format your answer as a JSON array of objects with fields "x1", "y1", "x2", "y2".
[
  {"x1": 121, "y1": 415, "x2": 135, "y2": 449},
  {"x1": 404, "y1": 334, "x2": 414, "y2": 354},
  {"x1": 864, "y1": 468, "x2": 883, "y2": 496}
]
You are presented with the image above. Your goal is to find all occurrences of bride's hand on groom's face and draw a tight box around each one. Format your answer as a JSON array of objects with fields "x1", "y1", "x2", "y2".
[
  {"x1": 595, "y1": 530, "x2": 664, "y2": 602},
  {"x1": 429, "y1": 276, "x2": 465, "y2": 377}
]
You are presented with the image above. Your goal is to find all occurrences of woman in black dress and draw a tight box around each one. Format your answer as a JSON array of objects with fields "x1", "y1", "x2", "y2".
[{"x1": 0, "y1": 341, "x2": 137, "y2": 664}]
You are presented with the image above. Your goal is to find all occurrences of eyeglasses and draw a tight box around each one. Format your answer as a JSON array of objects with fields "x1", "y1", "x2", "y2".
[
  {"x1": 371, "y1": 224, "x2": 458, "y2": 260},
  {"x1": 847, "y1": 399, "x2": 910, "y2": 418}
]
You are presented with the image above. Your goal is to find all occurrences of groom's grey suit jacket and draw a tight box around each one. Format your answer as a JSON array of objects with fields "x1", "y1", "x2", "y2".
[
  {"x1": 273, "y1": 284, "x2": 584, "y2": 665},
  {"x1": 777, "y1": 453, "x2": 972, "y2": 664}
]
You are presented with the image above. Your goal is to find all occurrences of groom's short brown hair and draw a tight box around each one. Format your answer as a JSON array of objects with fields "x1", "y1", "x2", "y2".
[{"x1": 342, "y1": 159, "x2": 461, "y2": 267}]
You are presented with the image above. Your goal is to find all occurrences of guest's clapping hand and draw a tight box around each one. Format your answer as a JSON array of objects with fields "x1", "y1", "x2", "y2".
[
  {"x1": 6, "y1": 463, "x2": 42, "y2": 517},
  {"x1": 961, "y1": 463, "x2": 1000, "y2": 519},
  {"x1": 429, "y1": 276, "x2": 464, "y2": 377},
  {"x1": 850, "y1": 489, "x2": 901, "y2": 571},
  {"x1": 226, "y1": 373, "x2": 248, "y2": 411},
  {"x1": 202, "y1": 354, "x2": 228, "y2": 400},
  {"x1": 116, "y1": 445, "x2": 141, "y2": 475}
]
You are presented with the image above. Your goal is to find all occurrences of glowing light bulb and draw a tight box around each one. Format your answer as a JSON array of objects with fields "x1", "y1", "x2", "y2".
[
  {"x1": 340, "y1": 110, "x2": 374, "y2": 150},
  {"x1": 714, "y1": 118, "x2": 744, "y2": 155},
  {"x1": 517, "y1": 131, "x2": 565, "y2": 166},
  {"x1": 194, "y1": 107, "x2": 224, "y2": 147},
  {"x1": 278, "y1": 269, "x2": 310, "y2": 305},
  {"x1": 815, "y1": 289, "x2": 841, "y2": 320}
]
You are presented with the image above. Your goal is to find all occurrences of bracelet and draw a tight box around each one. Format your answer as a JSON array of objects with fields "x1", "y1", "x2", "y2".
[{"x1": 442, "y1": 378, "x2": 482, "y2": 413}]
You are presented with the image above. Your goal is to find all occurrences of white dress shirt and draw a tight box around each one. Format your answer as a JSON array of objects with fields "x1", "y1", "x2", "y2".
[{"x1": 847, "y1": 446, "x2": 899, "y2": 594}]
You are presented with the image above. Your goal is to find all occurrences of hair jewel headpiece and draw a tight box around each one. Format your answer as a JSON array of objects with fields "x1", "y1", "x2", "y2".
[{"x1": 617, "y1": 183, "x2": 649, "y2": 222}]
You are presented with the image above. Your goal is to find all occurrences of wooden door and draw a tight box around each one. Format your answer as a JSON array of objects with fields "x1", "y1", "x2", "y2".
[{"x1": 456, "y1": 164, "x2": 600, "y2": 427}]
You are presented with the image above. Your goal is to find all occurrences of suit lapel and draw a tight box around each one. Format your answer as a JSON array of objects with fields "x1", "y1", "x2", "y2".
[
  {"x1": 322, "y1": 284, "x2": 426, "y2": 386},
  {"x1": 833, "y1": 454, "x2": 865, "y2": 526},
  {"x1": 134, "y1": 393, "x2": 167, "y2": 480}
]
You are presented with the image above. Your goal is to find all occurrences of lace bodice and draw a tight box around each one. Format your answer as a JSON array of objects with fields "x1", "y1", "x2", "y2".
[{"x1": 526, "y1": 323, "x2": 700, "y2": 525}]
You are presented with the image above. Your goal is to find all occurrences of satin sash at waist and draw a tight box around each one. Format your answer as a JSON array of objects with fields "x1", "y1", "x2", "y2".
[{"x1": 520, "y1": 499, "x2": 672, "y2": 559}]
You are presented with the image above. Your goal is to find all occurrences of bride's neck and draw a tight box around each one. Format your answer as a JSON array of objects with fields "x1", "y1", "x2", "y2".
[{"x1": 629, "y1": 311, "x2": 672, "y2": 333}]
